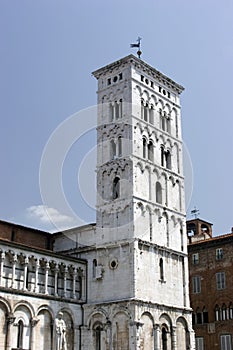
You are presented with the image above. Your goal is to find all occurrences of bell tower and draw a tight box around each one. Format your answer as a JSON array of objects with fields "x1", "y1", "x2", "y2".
[{"x1": 89, "y1": 55, "x2": 195, "y2": 350}]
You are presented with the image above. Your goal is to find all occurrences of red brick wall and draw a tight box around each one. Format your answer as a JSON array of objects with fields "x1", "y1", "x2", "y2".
[{"x1": 0, "y1": 221, "x2": 52, "y2": 250}]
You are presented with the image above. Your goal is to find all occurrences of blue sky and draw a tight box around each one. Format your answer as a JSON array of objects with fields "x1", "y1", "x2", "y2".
[{"x1": 0, "y1": 0, "x2": 233, "y2": 235}]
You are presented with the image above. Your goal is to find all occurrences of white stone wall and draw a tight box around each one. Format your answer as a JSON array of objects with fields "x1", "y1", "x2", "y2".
[{"x1": 0, "y1": 241, "x2": 86, "y2": 350}]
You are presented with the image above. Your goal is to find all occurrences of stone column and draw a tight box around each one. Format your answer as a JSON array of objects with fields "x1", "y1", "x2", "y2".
[
  {"x1": 11, "y1": 254, "x2": 17, "y2": 288},
  {"x1": 154, "y1": 324, "x2": 160, "y2": 350},
  {"x1": 54, "y1": 266, "x2": 59, "y2": 296},
  {"x1": 80, "y1": 270, "x2": 85, "y2": 301},
  {"x1": 171, "y1": 325, "x2": 177, "y2": 350},
  {"x1": 30, "y1": 317, "x2": 39, "y2": 350},
  {"x1": 104, "y1": 320, "x2": 112, "y2": 350},
  {"x1": 113, "y1": 102, "x2": 116, "y2": 120},
  {"x1": 44, "y1": 262, "x2": 50, "y2": 294},
  {"x1": 6, "y1": 313, "x2": 16, "y2": 350},
  {"x1": 0, "y1": 252, "x2": 5, "y2": 286},
  {"x1": 34, "y1": 259, "x2": 40, "y2": 293},
  {"x1": 23, "y1": 257, "x2": 29, "y2": 291},
  {"x1": 72, "y1": 269, "x2": 77, "y2": 299},
  {"x1": 134, "y1": 322, "x2": 143, "y2": 350},
  {"x1": 63, "y1": 266, "x2": 68, "y2": 298}
]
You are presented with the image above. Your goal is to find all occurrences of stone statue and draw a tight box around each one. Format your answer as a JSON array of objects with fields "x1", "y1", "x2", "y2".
[{"x1": 55, "y1": 312, "x2": 67, "y2": 350}]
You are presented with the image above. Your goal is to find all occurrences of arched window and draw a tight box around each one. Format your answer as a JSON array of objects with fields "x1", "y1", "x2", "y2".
[
  {"x1": 119, "y1": 99, "x2": 123, "y2": 118},
  {"x1": 215, "y1": 305, "x2": 220, "y2": 321},
  {"x1": 110, "y1": 103, "x2": 114, "y2": 121},
  {"x1": 144, "y1": 103, "x2": 148, "y2": 122},
  {"x1": 203, "y1": 307, "x2": 209, "y2": 323},
  {"x1": 196, "y1": 307, "x2": 202, "y2": 324},
  {"x1": 161, "y1": 146, "x2": 165, "y2": 166},
  {"x1": 95, "y1": 324, "x2": 103, "y2": 350},
  {"x1": 93, "y1": 259, "x2": 97, "y2": 278},
  {"x1": 118, "y1": 136, "x2": 122, "y2": 157},
  {"x1": 110, "y1": 140, "x2": 116, "y2": 159},
  {"x1": 141, "y1": 100, "x2": 144, "y2": 120},
  {"x1": 148, "y1": 140, "x2": 154, "y2": 161},
  {"x1": 229, "y1": 303, "x2": 233, "y2": 319},
  {"x1": 162, "y1": 327, "x2": 167, "y2": 350},
  {"x1": 180, "y1": 225, "x2": 184, "y2": 251},
  {"x1": 149, "y1": 106, "x2": 154, "y2": 124},
  {"x1": 77, "y1": 275, "x2": 82, "y2": 299},
  {"x1": 113, "y1": 177, "x2": 120, "y2": 199},
  {"x1": 143, "y1": 138, "x2": 147, "y2": 159},
  {"x1": 115, "y1": 101, "x2": 120, "y2": 119},
  {"x1": 17, "y1": 320, "x2": 24, "y2": 349},
  {"x1": 156, "y1": 182, "x2": 162, "y2": 204},
  {"x1": 222, "y1": 303, "x2": 227, "y2": 320},
  {"x1": 166, "y1": 117, "x2": 171, "y2": 134},
  {"x1": 165, "y1": 150, "x2": 171, "y2": 170},
  {"x1": 159, "y1": 258, "x2": 164, "y2": 281},
  {"x1": 162, "y1": 115, "x2": 166, "y2": 131}
]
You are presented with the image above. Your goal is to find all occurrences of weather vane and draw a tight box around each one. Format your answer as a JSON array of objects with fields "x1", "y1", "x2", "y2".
[
  {"x1": 130, "y1": 37, "x2": 142, "y2": 58},
  {"x1": 191, "y1": 207, "x2": 200, "y2": 219}
]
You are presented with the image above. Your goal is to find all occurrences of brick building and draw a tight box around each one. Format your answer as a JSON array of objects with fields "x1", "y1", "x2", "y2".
[{"x1": 187, "y1": 218, "x2": 233, "y2": 350}]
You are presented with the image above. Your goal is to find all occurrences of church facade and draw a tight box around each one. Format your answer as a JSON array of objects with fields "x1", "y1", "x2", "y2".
[{"x1": 0, "y1": 55, "x2": 195, "y2": 349}]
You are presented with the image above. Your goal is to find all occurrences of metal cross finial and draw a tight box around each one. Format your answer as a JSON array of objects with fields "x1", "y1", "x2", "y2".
[
  {"x1": 191, "y1": 207, "x2": 200, "y2": 219},
  {"x1": 130, "y1": 37, "x2": 142, "y2": 58}
]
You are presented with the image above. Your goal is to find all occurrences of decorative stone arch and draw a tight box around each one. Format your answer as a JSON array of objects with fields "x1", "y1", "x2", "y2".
[
  {"x1": 88, "y1": 311, "x2": 108, "y2": 350},
  {"x1": 87, "y1": 309, "x2": 109, "y2": 329},
  {"x1": 135, "y1": 121, "x2": 144, "y2": 134},
  {"x1": 136, "y1": 161, "x2": 144, "y2": 173},
  {"x1": 170, "y1": 216, "x2": 177, "y2": 239},
  {"x1": 159, "y1": 134, "x2": 166, "y2": 145},
  {"x1": 137, "y1": 201, "x2": 145, "y2": 215},
  {"x1": 56, "y1": 308, "x2": 74, "y2": 350},
  {"x1": 154, "y1": 207, "x2": 162, "y2": 220},
  {"x1": 157, "y1": 99, "x2": 164, "y2": 110},
  {"x1": 176, "y1": 316, "x2": 190, "y2": 349},
  {"x1": 150, "y1": 94, "x2": 157, "y2": 106},
  {"x1": 112, "y1": 305, "x2": 132, "y2": 320},
  {"x1": 139, "y1": 312, "x2": 155, "y2": 350},
  {"x1": 142, "y1": 89, "x2": 150, "y2": 102},
  {"x1": 112, "y1": 310, "x2": 130, "y2": 350},
  {"x1": 135, "y1": 84, "x2": 142, "y2": 96},
  {"x1": 151, "y1": 129, "x2": 158, "y2": 141},
  {"x1": 166, "y1": 138, "x2": 173, "y2": 149},
  {"x1": 159, "y1": 313, "x2": 172, "y2": 350},
  {"x1": 37, "y1": 304, "x2": 54, "y2": 319},
  {"x1": 0, "y1": 298, "x2": 12, "y2": 350},
  {"x1": 13, "y1": 302, "x2": 34, "y2": 350},
  {"x1": 0, "y1": 296, "x2": 11, "y2": 315},
  {"x1": 36, "y1": 306, "x2": 54, "y2": 350},
  {"x1": 142, "y1": 127, "x2": 150, "y2": 140},
  {"x1": 164, "y1": 103, "x2": 171, "y2": 115},
  {"x1": 13, "y1": 300, "x2": 35, "y2": 319},
  {"x1": 152, "y1": 167, "x2": 160, "y2": 180}
]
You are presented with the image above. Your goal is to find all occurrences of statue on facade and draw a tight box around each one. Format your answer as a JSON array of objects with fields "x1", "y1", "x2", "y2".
[{"x1": 55, "y1": 312, "x2": 67, "y2": 350}]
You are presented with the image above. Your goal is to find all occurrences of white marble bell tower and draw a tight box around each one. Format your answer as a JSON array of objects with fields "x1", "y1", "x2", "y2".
[{"x1": 85, "y1": 54, "x2": 195, "y2": 350}]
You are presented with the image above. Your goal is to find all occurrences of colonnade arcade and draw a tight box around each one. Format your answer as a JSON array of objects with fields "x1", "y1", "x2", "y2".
[
  {"x1": 86, "y1": 307, "x2": 192, "y2": 350},
  {"x1": 0, "y1": 245, "x2": 86, "y2": 300},
  {"x1": 0, "y1": 297, "x2": 75, "y2": 350}
]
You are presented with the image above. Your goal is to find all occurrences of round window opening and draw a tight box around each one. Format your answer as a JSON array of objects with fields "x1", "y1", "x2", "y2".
[{"x1": 110, "y1": 258, "x2": 118, "y2": 269}]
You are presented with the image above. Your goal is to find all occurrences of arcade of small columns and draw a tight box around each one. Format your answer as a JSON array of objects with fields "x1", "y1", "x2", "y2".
[{"x1": 0, "y1": 246, "x2": 86, "y2": 300}]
